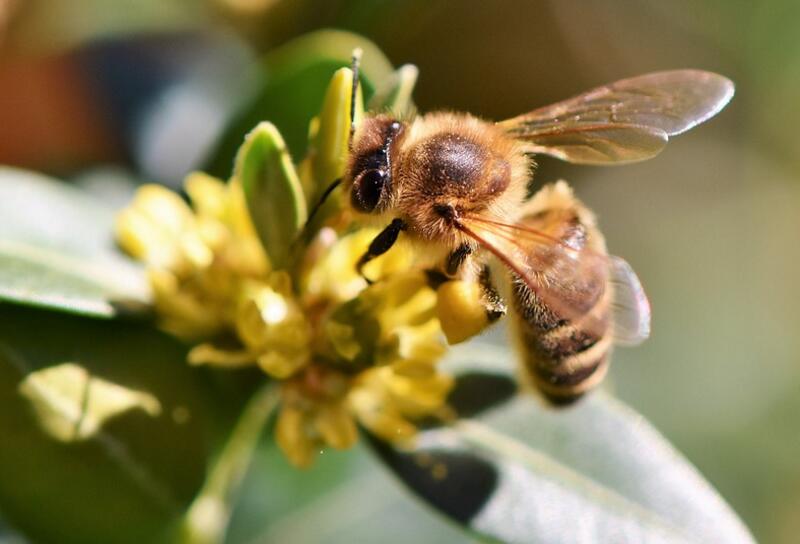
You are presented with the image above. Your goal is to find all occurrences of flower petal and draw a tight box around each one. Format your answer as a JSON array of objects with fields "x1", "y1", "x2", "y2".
[
  {"x1": 275, "y1": 406, "x2": 317, "y2": 468},
  {"x1": 315, "y1": 402, "x2": 358, "y2": 450}
]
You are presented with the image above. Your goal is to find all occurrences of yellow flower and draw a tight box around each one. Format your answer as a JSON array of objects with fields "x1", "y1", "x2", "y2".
[
  {"x1": 273, "y1": 270, "x2": 452, "y2": 467},
  {"x1": 275, "y1": 365, "x2": 356, "y2": 468},
  {"x1": 274, "y1": 354, "x2": 453, "y2": 467},
  {"x1": 116, "y1": 174, "x2": 269, "y2": 339},
  {"x1": 319, "y1": 271, "x2": 444, "y2": 371},
  {"x1": 349, "y1": 362, "x2": 453, "y2": 444},
  {"x1": 115, "y1": 184, "x2": 198, "y2": 271},
  {"x1": 235, "y1": 273, "x2": 311, "y2": 378},
  {"x1": 301, "y1": 227, "x2": 414, "y2": 306}
]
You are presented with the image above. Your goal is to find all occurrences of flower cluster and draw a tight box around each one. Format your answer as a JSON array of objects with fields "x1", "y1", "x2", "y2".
[{"x1": 117, "y1": 172, "x2": 465, "y2": 467}]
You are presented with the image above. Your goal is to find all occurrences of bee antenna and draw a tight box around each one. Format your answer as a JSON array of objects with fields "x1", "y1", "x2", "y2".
[
  {"x1": 349, "y1": 47, "x2": 363, "y2": 152},
  {"x1": 291, "y1": 177, "x2": 342, "y2": 251}
]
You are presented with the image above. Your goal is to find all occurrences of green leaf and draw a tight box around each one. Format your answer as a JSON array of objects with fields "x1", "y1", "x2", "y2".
[
  {"x1": 369, "y1": 343, "x2": 755, "y2": 544},
  {"x1": 0, "y1": 167, "x2": 149, "y2": 318},
  {"x1": 0, "y1": 304, "x2": 236, "y2": 544},
  {"x1": 367, "y1": 64, "x2": 419, "y2": 117},
  {"x1": 204, "y1": 29, "x2": 394, "y2": 178},
  {"x1": 19, "y1": 362, "x2": 162, "y2": 442},
  {"x1": 235, "y1": 122, "x2": 308, "y2": 269}
]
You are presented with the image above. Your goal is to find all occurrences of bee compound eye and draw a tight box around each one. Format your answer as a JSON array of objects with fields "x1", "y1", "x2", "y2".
[{"x1": 352, "y1": 169, "x2": 387, "y2": 212}]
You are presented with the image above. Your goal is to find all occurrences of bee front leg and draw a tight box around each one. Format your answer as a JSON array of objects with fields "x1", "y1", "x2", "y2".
[{"x1": 357, "y1": 218, "x2": 406, "y2": 281}]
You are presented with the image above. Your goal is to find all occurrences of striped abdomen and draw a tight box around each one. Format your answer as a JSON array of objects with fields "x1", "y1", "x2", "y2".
[{"x1": 510, "y1": 204, "x2": 612, "y2": 404}]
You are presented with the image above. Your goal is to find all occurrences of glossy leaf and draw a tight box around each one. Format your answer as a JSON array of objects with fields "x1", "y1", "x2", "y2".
[
  {"x1": 204, "y1": 29, "x2": 394, "y2": 178},
  {"x1": 370, "y1": 344, "x2": 755, "y2": 544},
  {"x1": 0, "y1": 167, "x2": 149, "y2": 318},
  {"x1": 235, "y1": 122, "x2": 308, "y2": 269},
  {"x1": 0, "y1": 304, "x2": 236, "y2": 544}
]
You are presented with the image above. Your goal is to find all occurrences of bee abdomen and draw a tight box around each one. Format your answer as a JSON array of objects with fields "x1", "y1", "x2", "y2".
[
  {"x1": 518, "y1": 321, "x2": 612, "y2": 404},
  {"x1": 509, "y1": 197, "x2": 613, "y2": 404}
]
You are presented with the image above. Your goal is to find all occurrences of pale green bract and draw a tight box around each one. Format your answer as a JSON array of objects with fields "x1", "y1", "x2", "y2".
[
  {"x1": 19, "y1": 362, "x2": 161, "y2": 442},
  {"x1": 235, "y1": 123, "x2": 308, "y2": 270},
  {"x1": 311, "y1": 66, "x2": 364, "y2": 196}
]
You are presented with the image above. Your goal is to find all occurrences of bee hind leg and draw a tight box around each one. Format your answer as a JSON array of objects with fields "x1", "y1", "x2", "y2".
[
  {"x1": 356, "y1": 218, "x2": 406, "y2": 282},
  {"x1": 478, "y1": 265, "x2": 506, "y2": 322}
]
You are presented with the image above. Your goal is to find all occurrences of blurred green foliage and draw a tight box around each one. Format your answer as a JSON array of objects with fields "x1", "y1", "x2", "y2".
[
  {"x1": 0, "y1": 304, "x2": 231, "y2": 543},
  {"x1": 204, "y1": 30, "x2": 392, "y2": 178}
]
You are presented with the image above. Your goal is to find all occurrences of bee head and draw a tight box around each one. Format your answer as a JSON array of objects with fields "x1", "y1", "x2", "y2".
[{"x1": 347, "y1": 116, "x2": 404, "y2": 214}]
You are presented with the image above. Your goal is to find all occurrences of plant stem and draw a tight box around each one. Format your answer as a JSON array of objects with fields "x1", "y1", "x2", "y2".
[{"x1": 180, "y1": 384, "x2": 279, "y2": 544}]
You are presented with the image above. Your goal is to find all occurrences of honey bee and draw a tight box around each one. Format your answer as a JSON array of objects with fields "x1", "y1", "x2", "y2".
[{"x1": 340, "y1": 66, "x2": 733, "y2": 403}]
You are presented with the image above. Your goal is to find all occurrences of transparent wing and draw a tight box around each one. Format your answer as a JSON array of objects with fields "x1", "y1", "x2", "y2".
[
  {"x1": 510, "y1": 124, "x2": 669, "y2": 165},
  {"x1": 499, "y1": 70, "x2": 734, "y2": 164},
  {"x1": 458, "y1": 215, "x2": 650, "y2": 345},
  {"x1": 607, "y1": 256, "x2": 651, "y2": 345}
]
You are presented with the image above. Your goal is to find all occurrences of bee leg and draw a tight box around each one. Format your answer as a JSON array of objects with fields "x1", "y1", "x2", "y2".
[
  {"x1": 478, "y1": 265, "x2": 506, "y2": 322},
  {"x1": 423, "y1": 243, "x2": 472, "y2": 289},
  {"x1": 445, "y1": 243, "x2": 474, "y2": 277},
  {"x1": 424, "y1": 269, "x2": 449, "y2": 289},
  {"x1": 438, "y1": 244, "x2": 507, "y2": 323},
  {"x1": 356, "y1": 218, "x2": 407, "y2": 282}
]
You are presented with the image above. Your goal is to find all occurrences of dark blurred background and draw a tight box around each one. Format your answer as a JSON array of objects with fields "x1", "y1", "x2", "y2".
[{"x1": 1, "y1": 1, "x2": 798, "y2": 542}]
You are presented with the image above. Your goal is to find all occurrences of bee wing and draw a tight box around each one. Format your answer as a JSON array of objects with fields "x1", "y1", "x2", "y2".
[
  {"x1": 458, "y1": 216, "x2": 651, "y2": 345},
  {"x1": 498, "y1": 70, "x2": 734, "y2": 164},
  {"x1": 607, "y1": 256, "x2": 651, "y2": 345}
]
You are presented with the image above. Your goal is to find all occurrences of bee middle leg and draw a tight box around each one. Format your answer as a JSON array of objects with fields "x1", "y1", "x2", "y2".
[
  {"x1": 445, "y1": 243, "x2": 474, "y2": 277},
  {"x1": 439, "y1": 244, "x2": 507, "y2": 322}
]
